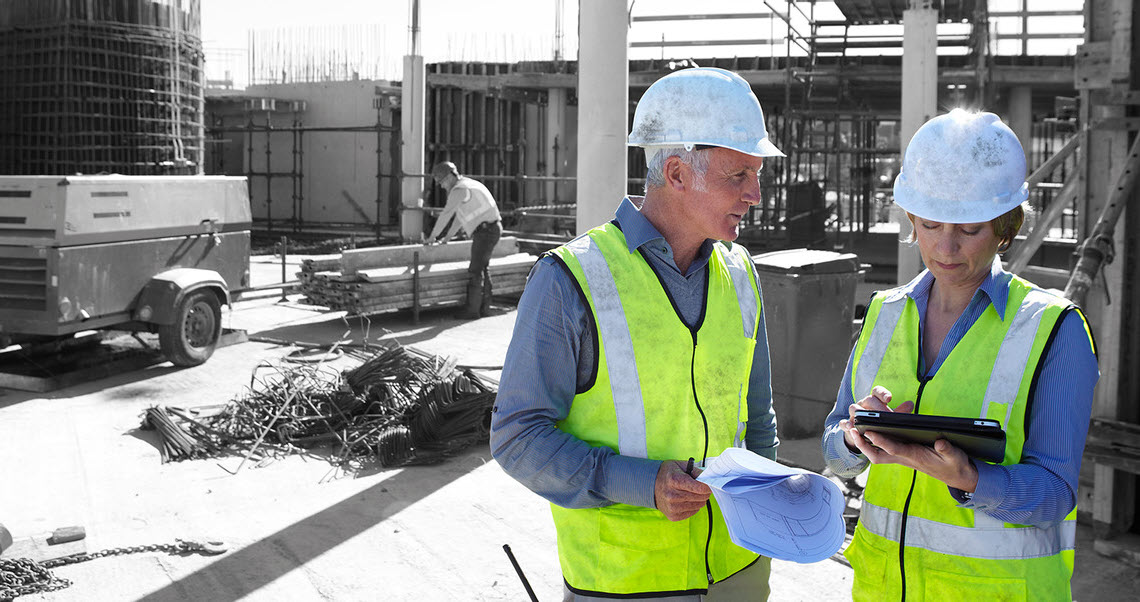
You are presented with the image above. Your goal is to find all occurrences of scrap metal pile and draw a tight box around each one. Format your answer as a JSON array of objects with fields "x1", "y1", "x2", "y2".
[{"x1": 141, "y1": 344, "x2": 497, "y2": 472}]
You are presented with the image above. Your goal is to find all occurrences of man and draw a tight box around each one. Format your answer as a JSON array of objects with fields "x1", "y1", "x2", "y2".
[
  {"x1": 490, "y1": 67, "x2": 783, "y2": 600},
  {"x1": 427, "y1": 160, "x2": 502, "y2": 319}
]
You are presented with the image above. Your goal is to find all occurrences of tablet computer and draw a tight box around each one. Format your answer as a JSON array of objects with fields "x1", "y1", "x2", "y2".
[{"x1": 852, "y1": 410, "x2": 1006, "y2": 462}]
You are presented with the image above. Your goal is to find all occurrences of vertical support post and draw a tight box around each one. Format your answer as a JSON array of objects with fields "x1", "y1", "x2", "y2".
[
  {"x1": 1007, "y1": 86, "x2": 1033, "y2": 165},
  {"x1": 412, "y1": 250, "x2": 421, "y2": 325},
  {"x1": 278, "y1": 236, "x2": 289, "y2": 303},
  {"x1": 265, "y1": 110, "x2": 274, "y2": 231},
  {"x1": 896, "y1": 0, "x2": 938, "y2": 284},
  {"x1": 576, "y1": 0, "x2": 628, "y2": 234},
  {"x1": 1081, "y1": 0, "x2": 1136, "y2": 541}
]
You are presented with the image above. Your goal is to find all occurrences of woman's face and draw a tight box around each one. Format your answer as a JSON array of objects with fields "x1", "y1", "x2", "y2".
[{"x1": 912, "y1": 216, "x2": 1000, "y2": 289}]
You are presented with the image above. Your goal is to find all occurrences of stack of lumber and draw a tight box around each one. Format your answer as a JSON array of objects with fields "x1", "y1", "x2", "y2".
[{"x1": 298, "y1": 237, "x2": 535, "y2": 315}]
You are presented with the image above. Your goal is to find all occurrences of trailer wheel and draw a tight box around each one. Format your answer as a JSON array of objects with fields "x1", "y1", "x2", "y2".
[{"x1": 159, "y1": 290, "x2": 222, "y2": 367}]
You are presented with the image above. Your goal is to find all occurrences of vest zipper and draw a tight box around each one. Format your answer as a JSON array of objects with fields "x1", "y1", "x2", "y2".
[
  {"x1": 897, "y1": 378, "x2": 928, "y2": 601},
  {"x1": 689, "y1": 328, "x2": 713, "y2": 585}
]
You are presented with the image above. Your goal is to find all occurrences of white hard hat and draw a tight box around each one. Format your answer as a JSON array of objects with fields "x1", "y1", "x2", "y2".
[
  {"x1": 893, "y1": 109, "x2": 1028, "y2": 223},
  {"x1": 628, "y1": 67, "x2": 784, "y2": 157}
]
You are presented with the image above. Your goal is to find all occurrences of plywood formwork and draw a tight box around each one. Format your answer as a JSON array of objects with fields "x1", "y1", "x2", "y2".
[{"x1": 0, "y1": 0, "x2": 204, "y2": 175}]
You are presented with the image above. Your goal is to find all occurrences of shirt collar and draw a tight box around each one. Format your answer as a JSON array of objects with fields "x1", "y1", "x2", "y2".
[
  {"x1": 614, "y1": 196, "x2": 715, "y2": 265},
  {"x1": 898, "y1": 255, "x2": 1012, "y2": 320}
]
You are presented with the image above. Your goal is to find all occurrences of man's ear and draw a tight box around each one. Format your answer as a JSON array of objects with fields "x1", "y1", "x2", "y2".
[{"x1": 663, "y1": 155, "x2": 687, "y2": 191}]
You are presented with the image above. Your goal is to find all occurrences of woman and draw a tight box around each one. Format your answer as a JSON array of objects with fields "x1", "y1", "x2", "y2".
[{"x1": 821, "y1": 109, "x2": 1098, "y2": 601}]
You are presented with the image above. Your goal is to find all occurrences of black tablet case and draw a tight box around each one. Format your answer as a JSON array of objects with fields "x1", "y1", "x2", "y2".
[{"x1": 853, "y1": 411, "x2": 1007, "y2": 462}]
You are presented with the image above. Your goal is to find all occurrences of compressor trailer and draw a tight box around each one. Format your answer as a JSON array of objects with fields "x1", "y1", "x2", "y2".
[{"x1": 0, "y1": 175, "x2": 251, "y2": 367}]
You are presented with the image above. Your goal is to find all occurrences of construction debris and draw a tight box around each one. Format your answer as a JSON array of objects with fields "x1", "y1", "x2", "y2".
[
  {"x1": 140, "y1": 344, "x2": 497, "y2": 474},
  {"x1": 296, "y1": 239, "x2": 534, "y2": 314}
]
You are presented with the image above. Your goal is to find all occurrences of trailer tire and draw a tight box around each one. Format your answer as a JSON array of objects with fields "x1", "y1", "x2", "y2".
[{"x1": 159, "y1": 290, "x2": 222, "y2": 367}]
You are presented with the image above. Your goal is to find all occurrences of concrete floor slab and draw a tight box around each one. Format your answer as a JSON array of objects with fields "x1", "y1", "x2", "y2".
[{"x1": 2, "y1": 258, "x2": 1138, "y2": 601}]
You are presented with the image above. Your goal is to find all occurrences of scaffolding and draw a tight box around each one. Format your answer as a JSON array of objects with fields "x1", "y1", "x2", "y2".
[{"x1": 0, "y1": 0, "x2": 204, "y2": 175}]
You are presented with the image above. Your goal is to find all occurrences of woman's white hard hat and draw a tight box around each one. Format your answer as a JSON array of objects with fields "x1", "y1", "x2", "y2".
[
  {"x1": 628, "y1": 67, "x2": 784, "y2": 158},
  {"x1": 893, "y1": 109, "x2": 1029, "y2": 224}
]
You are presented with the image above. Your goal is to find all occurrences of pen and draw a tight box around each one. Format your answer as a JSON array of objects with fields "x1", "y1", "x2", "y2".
[{"x1": 685, "y1": 457, "x2": 695, "y2": 477}]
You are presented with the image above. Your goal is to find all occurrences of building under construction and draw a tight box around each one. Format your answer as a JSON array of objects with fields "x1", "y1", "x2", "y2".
[{"x1": 2, "y1": 0, "x2": 1140, "y2": 591}]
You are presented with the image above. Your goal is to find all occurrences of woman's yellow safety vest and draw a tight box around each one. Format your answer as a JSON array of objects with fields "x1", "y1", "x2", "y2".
[
  {"x1": 547, "y1": 223, "x2": 763, "y2": 597},
  {"x1": 846, "y1": 276, "x2": 1095, "y2": 601}
]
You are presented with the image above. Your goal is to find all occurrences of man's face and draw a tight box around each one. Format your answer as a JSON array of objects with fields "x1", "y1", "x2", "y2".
[{"x1": 683, "y1": 147, "x2": 764, "y2": 242}]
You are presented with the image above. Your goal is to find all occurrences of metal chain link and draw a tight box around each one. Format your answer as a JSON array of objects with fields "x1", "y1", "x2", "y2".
[
  {"x1": 1, "y1": 540, "x2": 221, "y2": 600},
  {"x1": 1, "y1": 557, "x2": 72, "y2": 601}
]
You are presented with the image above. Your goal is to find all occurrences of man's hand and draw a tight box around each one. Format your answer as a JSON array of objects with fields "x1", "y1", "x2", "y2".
[{"x1": 654, "y1": 460, "x2": 711, "y2": 521}]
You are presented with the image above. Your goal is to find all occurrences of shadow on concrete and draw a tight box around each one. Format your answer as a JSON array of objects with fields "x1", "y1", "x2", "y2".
[
  {"x1": 0, "y1": 362, "x2": 184, "y2": 410},
  {"x1": 138, "y1": 447, "x2": 490, "y2": 601},
  {"x1": 249, "y1": 305, "x2": 482, "y2": 354}
]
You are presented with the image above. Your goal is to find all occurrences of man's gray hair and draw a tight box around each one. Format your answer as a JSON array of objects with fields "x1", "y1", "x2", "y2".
[{"x1": 644, "y1": 146, "x2": 712, "y2": 191}]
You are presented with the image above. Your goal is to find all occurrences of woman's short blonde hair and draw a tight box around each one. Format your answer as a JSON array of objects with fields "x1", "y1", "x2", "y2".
[{"x1": 905, "y1": 204, "x2": 1025, "y2": 253}]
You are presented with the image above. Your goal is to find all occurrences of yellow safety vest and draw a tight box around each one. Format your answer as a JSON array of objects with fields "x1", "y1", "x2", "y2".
[
  {"x1": 846, "y1": 276, "x2": 1095, "y2": 601},
  {"x1": 547, "y1": 223, "x2": 763, "y2": 597},
  {"x1": 450, "y1": 176, "x2": 500, "y2": 235}
]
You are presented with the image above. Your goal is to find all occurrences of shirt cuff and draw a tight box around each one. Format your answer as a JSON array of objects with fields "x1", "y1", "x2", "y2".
[
  {"x1": 951, "y1": 459, "x2": 1006, "y2": 508},
  {"x1": 822, "y1": 426, "x2": 868, "y2": 478},
  {"x1": 606, "y1": 455, "x2": 666, "y2": 509}
]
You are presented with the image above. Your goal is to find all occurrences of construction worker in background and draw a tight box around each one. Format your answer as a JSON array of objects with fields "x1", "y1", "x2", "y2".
[
  {"x1": 821, "y1": 109, "x2": 1099, "y2": 601},
  {"x1": 490, "y1": 67, "x2": 783, "y2": 600},
  {"x1": 427, "y1": 161, "x2": 502, "y2": 319}
]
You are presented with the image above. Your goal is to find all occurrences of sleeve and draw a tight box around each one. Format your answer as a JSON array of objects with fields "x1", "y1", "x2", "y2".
[
  {"x1": 821, "y1": 343, "x2": 870, "y2": 478},
  {"x1": 488, "y1": 256, "x2": 662, "y2": 510},
  {"x1": 954, "y1": 309, "x2": 1099, "y2": 525},
  {"x1": 428, "y1": 187, "x2": 463, "y2": 241},
  {"x1": 744, "y1": 264, "x2": 778, "y2": 460}
]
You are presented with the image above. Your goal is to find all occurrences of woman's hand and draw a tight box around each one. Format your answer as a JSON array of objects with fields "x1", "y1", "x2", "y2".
[
  {"x1": 838, "y1": 386, "x2": 914, "y2": 451},
  {"x1": 859, "y1": 434, "x2": 979, "y2": 492},
  {"x1": 839, "y1": 385, "x2": 978, "y2": 492}
]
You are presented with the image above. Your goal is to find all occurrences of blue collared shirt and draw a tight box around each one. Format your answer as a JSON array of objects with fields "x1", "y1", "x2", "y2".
[
  {"x1": 821, "y1": 257, "x2": 1099, "y2": 525},
  {"x1": 490, "y1": 197, "x2": 779, "y2": 510}
]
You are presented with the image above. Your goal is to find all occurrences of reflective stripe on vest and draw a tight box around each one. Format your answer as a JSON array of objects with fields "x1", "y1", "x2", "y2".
[
  {"x1": 564, "y1": 233, "x2": 648, "y2": 458},
  {"x1": 980, "y1": 288, "x2": 1056, "y2": 427},
  {"x1": 716, "y1": 243, "x2": 760, "y2": 339},
  {"x1": 852, "y1": 290, "x2": 907, "y2": 400},
  {"x1": 563, "y1": 236, "x2": 759, "y2": 457},
  {"x1": 859, "y1": 501, "x2": 1076, "y2": 560}
]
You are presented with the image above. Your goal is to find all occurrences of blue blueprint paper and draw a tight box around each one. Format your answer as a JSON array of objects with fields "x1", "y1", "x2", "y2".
[{"x1": 697, "y1": 447, "x2": 846, "y2": 563}]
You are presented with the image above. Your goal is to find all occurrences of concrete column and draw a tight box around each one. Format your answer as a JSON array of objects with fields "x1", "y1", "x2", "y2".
[
  {"x1": 896, "y1": 1, "x2": 938, "y2": 284},
  {"x1": 1007, "y1": 86, "x2": 1033, "y2": 164},
  {"x1": 546, "y1": 87, "x2": 567, "y2": 204},
  {"x1": 576, "y1": 0, "x2": 628, "y2": 234},
  {"x1": 400, "y1": 54, "x2": 426, "y2": 241}
]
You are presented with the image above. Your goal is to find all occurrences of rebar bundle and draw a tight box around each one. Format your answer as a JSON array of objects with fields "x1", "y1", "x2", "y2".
[{"x1": 140, "y1": 344, "x2": 497, "y2": 472}]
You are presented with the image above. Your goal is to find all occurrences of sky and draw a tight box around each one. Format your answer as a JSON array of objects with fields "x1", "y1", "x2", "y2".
[{"x1": 199, "y1": 0, "x2": 1083, "y2": 88}]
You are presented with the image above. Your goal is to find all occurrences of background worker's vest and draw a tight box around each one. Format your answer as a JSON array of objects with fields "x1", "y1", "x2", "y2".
[
  {"x1": 845, "y1": 277, "x2": 1095, "y2": 602},
  {"x1": 451, "y1": 176, "x2": 500, "y2": 235},
  {"x1": 547, "y1": 223, "x2": 762, "y2": 597}
]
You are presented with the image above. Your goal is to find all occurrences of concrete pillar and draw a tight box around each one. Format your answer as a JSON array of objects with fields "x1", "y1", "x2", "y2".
[
  {"x1": 576, "y1": 0, "x2": 628, "y2": 234},
  {"x1": 546, "y1": 87, "x2": 567, "y2": 204},
  {"x1": 1007, "y1": 86, "x2": 1033, "y2": 164},
  {"x1": 399, "y1": 0, "x2": 425, "y2": 242},
  {"x1": 399, "y1": 54, "x2": 426, "y2": 242},
  {"x1": 896, "y1": 1, "x2": 938, "y2": 284}
]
